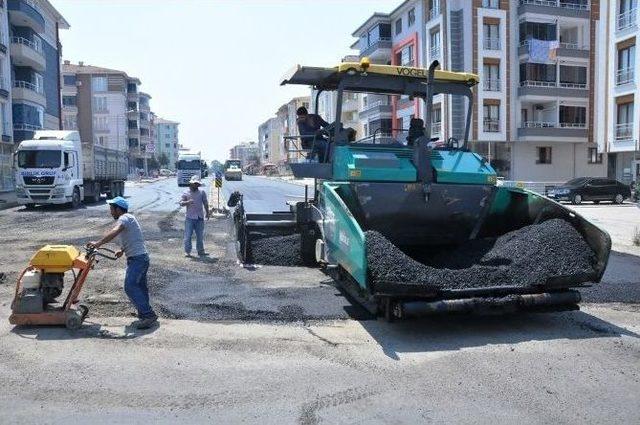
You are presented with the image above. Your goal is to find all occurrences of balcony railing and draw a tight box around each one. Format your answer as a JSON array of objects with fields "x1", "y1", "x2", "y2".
[
  {"x1": 615, "y1": 123, "x2": 634, "y2": 141},
  {"x1": 429, "y1": 7, "x2": 440, "y2": 21},
  {"x1": 523, "y1": 121, "x2": 555, "y2": 128},
  {"x1": 483, "y1": 79, "x2": 501, "y2": 91},
  {"x1": 484, "y1": 37, "x2": 500, "y2": 50},
  {"x1": 559, "y1": 82, "x2": 587, "y2": 89},
  {"x1": 360, "y1": 37, "x2": 392, "y2": 57},
  {"x1": 430, "y1": 46, "x2": 440, "y2": 59},
  {"x1": 616, "y1": 67, "x2": 635, "y2": 85},
  {"x1": 13, "y1": 123, "x2": 42, "y2": 131},
  {"x1": 519, "y1": 0, "x2": 588, "y2": 9},
  {"x1": 617, "y1": 8, "x2": 637, "y2": 31},
  {"x1": 483, "y1": 119, "x2": 500, "y2": 132},
  {"x1": 520, "y1": 80, "x2": 556, "y2": 88},
  {"x1": 10, "y1": 36, "x2": 41, "y2": 53},
  {"x1": 361, "y1": 100, "x2": 390, "y2": 112},
  {"x1": 14, "y1": 80, "x2": 43, "y2": 94},
  {"x1": 431, "y1": 122, "x2": 442, "y2": 135},
  {"x1": 558, "y1": 41, "x2": 580, "y2": 49},
  {"x1": 559, "y1": 122, "x2": 586, "y2": 128}
]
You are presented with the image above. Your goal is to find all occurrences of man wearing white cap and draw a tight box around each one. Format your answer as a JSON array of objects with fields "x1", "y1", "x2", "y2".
[{"x1": 179, "y1": 175, "x2": 210, "y2": 257}]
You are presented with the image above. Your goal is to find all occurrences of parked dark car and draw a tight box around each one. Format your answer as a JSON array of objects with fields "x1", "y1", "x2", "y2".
[{"x1": 548, "y1": 177, "x2": 631, "y2": 205}]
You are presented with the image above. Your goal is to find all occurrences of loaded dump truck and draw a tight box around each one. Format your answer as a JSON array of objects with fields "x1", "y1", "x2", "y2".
[
  {"x1": 229, "y1": 59, "x2": 611, "y2": 321},
  {"x1": 14, "y1": 130, "x2": 127, "y2": 208}
]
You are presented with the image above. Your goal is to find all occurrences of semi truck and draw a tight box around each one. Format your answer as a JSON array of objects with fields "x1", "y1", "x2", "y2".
[
  {"x1": 14, "y1": 130, "x2": 127, "y2": 209},
  {"x1": 176, "y1": 152, "x2": 202, "y2": 186}
]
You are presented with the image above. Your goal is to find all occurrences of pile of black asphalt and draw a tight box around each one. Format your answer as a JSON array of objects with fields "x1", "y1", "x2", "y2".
[
  {"x1": 249, "y1": 234, "x2": 304, "y2": 267},
  {"x1": 365, "y1": 218, "x2": 598, "y2": 291}
]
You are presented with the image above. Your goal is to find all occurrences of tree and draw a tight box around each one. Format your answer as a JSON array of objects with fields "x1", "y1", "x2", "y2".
[
  {"x1": 147, "y1": 157, "x2": 160, "y2": 171},
  {"x1": 210, "y1": 160, "x2": 223, "y2": 173},
  {"x1": 158, "y1": 153, "x2": 169, "y2": 168}
]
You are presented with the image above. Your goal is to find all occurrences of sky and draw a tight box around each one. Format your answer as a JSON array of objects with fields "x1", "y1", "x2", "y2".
[{"x1": 55, "y1": 0, "x2": 398, "y2": 163}]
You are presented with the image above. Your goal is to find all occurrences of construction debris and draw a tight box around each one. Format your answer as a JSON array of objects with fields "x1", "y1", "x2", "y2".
[
  {"x1": 250, "y1": 234, "x2": 303, "y2": 267},
  {"x1": 365, "y1": 219, "x2": 598, "y2": 290}
]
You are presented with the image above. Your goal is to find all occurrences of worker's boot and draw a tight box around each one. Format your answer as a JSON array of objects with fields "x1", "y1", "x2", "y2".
[{"x1": 133, "y1": 316, "x2": 158, "y2": 329}]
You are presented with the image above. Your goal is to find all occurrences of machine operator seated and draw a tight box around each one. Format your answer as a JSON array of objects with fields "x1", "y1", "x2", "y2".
[{"x1": 296, "y1": 106, "x2": 330, "y2": 163}]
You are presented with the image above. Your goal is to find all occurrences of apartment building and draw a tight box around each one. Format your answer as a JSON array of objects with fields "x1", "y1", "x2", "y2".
[
  {"x1": 0, "y1": 3, "x2": 13, "y2": 191},
  {"x1": 0, "y1": 0, "x2": 68, "y2": 191},
  {"x1": 154, "y1": 116, "x2": 179, "y2": 170},
  {"x1": 596, "y1": 0, "x2": 640, "y2": 184},
  {"x1": 351, "y1": 0, "x2": 426, "y2": 139},
  {"x1": 229, "y1": 141, "x2": 259, "y2": 167},
  {"x1": 61, "y1": 62, "x2": 144, "y2": 173}
]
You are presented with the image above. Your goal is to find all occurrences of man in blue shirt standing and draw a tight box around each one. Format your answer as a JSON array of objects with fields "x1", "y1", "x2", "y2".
[
  {"x1": 180, "y1": 175, "x2": 210, "y2": 257},
  {"x1": 89, "y1": 196, "x2": 158, "y2": 329}
]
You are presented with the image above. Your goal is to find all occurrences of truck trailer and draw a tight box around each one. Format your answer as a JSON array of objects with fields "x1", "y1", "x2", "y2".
[{"x1": 14, "y1": 131, "x2": 127, "y2": 208}]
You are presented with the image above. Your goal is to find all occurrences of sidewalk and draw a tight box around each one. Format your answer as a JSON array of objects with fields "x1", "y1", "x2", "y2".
[
  {"x1": 256, "y1": 174, "x2": 315, "y2": 187},
  {"x1": 0, "y1": 190, "x2": 17, "y2": 211}
]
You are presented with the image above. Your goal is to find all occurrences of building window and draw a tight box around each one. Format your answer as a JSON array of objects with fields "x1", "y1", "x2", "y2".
[
  {"x1": 408, "y1": 8, "x2": 415, "y2": 26},
  {"x1": 588, "y1": 148, "x2": 603, "y2": 164},
  {"x1": 128, "y1": 120, "x2": 138, "y2": 130},
  {"x1": 93, "y1": 116, "x2": 109, "y2": 131},
  {"x1": 536, "y1": 147, "x2": 552, "y2": 164},
  {"x1": 519, "y1": 21, "x2": 557, "y2": 43},
  {"x1": 482, "y1": 0, "x2": 499, "y2": 8},
  {"x1": 483, "y1": 64, "x2": 500, "y2": 91},
  {"x1": 616, "y1": 101, "x2": 634, "y2": 140},
  {"x1": 92, "y1": 76, "x2": 108, "y2": 92},
  {"x1": 63, "y1": 75, "x2": 76, "y2": 86},
  {"x1": 63, "y1": 115, "x2": 77, "y2": 130},
  {"x1": 559, "y1": 65, "x2": 587, "y2": 88},
  {"x1": 127, "y1": 101, "x2": 137, "y2": 111},
  {"x1": 395, "y1": 18, "x2": 402, "y2": 35},
  {"x1": 483, "y1": 104, "x2": 500, "y2": 132},
  {"x1": 617, "y1": 45, "x2": 635, "y2": 85},
  {"x1": 62, "y1": 95, "x2": 77, "y2": 107},
  {"x1": 127, "y1": 83, "x2": 137, "y2": 93},
  {"x1": 93, "y1": 96, "x2": 107, "y2": 113},
  {"x1": 483, "y1": 24, "x2": 500, "y2": 50},
  {"x1": 430, "y1": 30, "x2": 441, "y2": 59},
  {"x1": 520, "y1": 63, "x2": 556, "y2": 84},
  {"x1": 95, "y1": 136, "x2": 107, "y2": 146},
  {"x1": 432, "y1": 106, "x2": 442, "y2": 135},
  {"x1": 559, "y1": 106, "x2": 586, "y2": 127},
  {"x1": 396, "y1": 45, "x2": 414, "y2": 66}
]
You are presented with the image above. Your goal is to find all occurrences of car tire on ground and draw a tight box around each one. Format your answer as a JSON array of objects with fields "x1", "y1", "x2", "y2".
[
  {"x1": 614, "y1": 194, "x2": 624, "y2": 204},
  {"x1": 24, "y1": 203, "x2": 35, "y2": 210},
  {"x1": 593, "y1": 200, "x2": 600, "y2": 204},
  {"x1": 70, "y1": 187, "x2": 81, "y2": 209},
  {"x1": 572, "y1": 194, "x2": 582, "y2": 205}
]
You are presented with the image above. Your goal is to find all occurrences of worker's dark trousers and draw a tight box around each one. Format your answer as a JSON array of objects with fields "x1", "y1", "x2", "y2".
[{"x1": 124, "y1": 254, "x2": 156, "y2": 319}]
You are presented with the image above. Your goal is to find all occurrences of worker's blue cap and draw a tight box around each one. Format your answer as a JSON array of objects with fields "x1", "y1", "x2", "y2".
[{"x1": 106, "y1": 196, "x2": 128, "y2": 211}]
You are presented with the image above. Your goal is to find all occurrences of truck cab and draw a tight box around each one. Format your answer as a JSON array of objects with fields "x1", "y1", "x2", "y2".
[
  {"x1": 14, "y1": 131, "x2": 84, "y2": 208},
  {"x1": 176, "y1": 153, "x2": 202, "y2": 186}
]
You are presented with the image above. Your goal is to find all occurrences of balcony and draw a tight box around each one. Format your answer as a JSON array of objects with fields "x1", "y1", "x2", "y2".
[
  {"x1": 518, "y1": 80, "x2": 588, "y2": 98},
  {"x1": 430, "y1": 46, "x2": 441, "y2": 60},
  {"x1": 13, "y1": 122, "x2": 42, "y2": 142},
  {"x1": 139, "y1": 102, "x2": 150, "y2": 112},
  {"x1": 360, "y1": 37, "x2": 392, "y2": 60},
  {"x1": 519, "y1": 39, "x2": 589, "y2": 59},
  {"x1": 517, "y1": 121, "x2": 587, "y2": 139},
  {"x1": 0, "y1": 78, "x2": 8, "y2": 98},
  {"x1": 7, "y1": 0, "x2": 45, "y2": 33},
  {"x1": 13, "y1": 80, "x2": 45, "y2": 106},
  {"x1": 483, "y1": 79, "x2": 501, "y2": 91},
  {"x1": 616, "y1": 68, "x2": 635, "y2": 86},
  {"x1": 483, "y1": 37, "x2": 500, "y2": 51},
  {"x1": 483, "y1": 119, "x2": 500, "y2": 133},
  {"x1": 617, "y1": 8, "x2": 637, "y2": 32},
  {"x1": 428, "y1": 7, "x2": 440, "y2": 22},
  {"x1": 10, "y1": 36, "x2": 45, "y2": 71},
  {"x1": 518, "y1": 0, "x2": 589, "y2": 19},
  {"x1": 615, "y1": 123, "x2": 634, "y2": 141},
  {"x1": 359, "y1": 100, "x2": 392, "y2": 118}
]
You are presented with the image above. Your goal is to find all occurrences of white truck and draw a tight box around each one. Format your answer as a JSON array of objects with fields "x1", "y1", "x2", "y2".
[
  {"x1": 176, "y1": 152, "x2": 202, "y2": 186},
  {"x1": 14, "y1": 130, "x2": 127, "y2": 208}
]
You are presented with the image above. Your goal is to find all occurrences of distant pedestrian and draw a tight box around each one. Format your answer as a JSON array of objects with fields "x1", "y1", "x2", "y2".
[
  {"x1": 180, "y1": 175, "x2": 210, "y2": 257},
  {"x1": 88, "y1": 196, "x2": 158, "y2": 329}
]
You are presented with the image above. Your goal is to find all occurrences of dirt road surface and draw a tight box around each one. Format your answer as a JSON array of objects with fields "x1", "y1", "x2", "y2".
[{"x1": 0, "y1": 179, "x2": 638, "y2": 424}]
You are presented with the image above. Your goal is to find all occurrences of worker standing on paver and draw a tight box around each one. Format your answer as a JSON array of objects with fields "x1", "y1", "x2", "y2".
[
  {"x1": 180, "y1": 175, "x2": 210, "y2": 257},
  {"x1": 88, "y1": 196, "x2": 158, "y2": 329}
]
